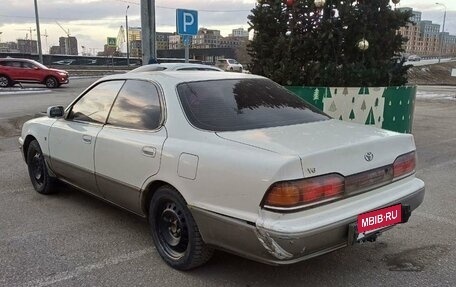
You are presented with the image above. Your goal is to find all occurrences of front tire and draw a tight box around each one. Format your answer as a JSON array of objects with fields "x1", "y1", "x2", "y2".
[
  {"x1": 26, "y1": 140, "x2": 58, "y2": 194},
  {"x1": 45, "y1": 76, "x2": 58, "y2": 88},
  {"x1": 149, "y1": 186, "x2": 213, "y2": 270}
]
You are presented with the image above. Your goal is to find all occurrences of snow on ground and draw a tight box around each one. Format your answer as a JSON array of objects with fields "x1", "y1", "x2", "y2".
[
  {"x1": 0, "y1": 88, "x2": 51, "y2": 95},
  {"x1": 416, "y1": 91, "x2": 456, "y2": 101}
]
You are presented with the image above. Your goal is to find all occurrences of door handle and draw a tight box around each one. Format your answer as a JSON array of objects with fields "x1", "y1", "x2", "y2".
[
  {"x1": 82, "y1": 134, "x2": 92, "y2": 144},
  {"x1": 142, "y1": 146, "x2": 156, "y2": 157}
]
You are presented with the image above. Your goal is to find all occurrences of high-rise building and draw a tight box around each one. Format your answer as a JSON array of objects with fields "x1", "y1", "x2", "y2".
[
  {"x1": 192, "y1": 28, "x2": 221, "y2": 49},
  {"x1": 396, "y1": 7, "x2": 421, "y2": 24},
  {"x1": 59, "y1": 36, "x2": 78, "y2": 55},
  {"x1": 0, "y1": 42, "x2": 19, "y2": 53},
  {"x1": 230, "y1": 28, "x2": 249, "y2": 38},
  {"x1": 127, "y1": 27, "x2": 142, "y2": 57},
  {"x1": 49, "y1": 45, "x2": 62, "y2": 55},
  {"x1": 156, "y1": 32, "x2": 173, "y2": 50},
  {"x1": 17, "y1": 39, "x2": 37, "y2": 54},
  {"x1": 397, "y1": 7, "x2": 455, "y2": 57},
  {"x1": 219, "y1": 36, "x2": 247, "y2": 49},
  {"x1": 169, "y1": 34, "x2": 185, "y2": 50}
]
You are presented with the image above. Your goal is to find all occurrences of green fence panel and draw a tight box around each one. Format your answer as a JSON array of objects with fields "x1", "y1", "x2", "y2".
[{"x1": 286, "y1": 86, "x2": 417, "y2": 133}]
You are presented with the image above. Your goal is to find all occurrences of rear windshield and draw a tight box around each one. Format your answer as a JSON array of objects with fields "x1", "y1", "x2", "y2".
[{"x1": 177, "y1": 79, "x2": 329, "y2": 131}]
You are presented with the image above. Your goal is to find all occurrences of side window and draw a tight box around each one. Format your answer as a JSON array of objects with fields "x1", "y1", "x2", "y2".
[
  {"x1": 68, "y1": 81, "x2": 124, "y2": 124},
  {"x1": 8, "y1": 61, "x2": 22, "y2": 68},
  {"x1": 22, "y1": 62, "x2": 36, "y2": 69},
  {"x1": 107, "y1": 80, "x2": 162, "y2": 130}
]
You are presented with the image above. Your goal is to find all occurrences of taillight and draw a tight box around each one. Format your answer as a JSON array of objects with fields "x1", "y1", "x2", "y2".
[
  {"x1": 263, "y1": 174, "x2": 344, "y2": 210},
  {"x1": 393, "y1": 151, "x2": 416, "y2": 179}
]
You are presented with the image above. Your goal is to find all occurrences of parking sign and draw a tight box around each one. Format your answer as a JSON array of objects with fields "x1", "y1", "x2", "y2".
[{"x1": 176, "y1": 9, "x2": 198, "y2": 36}]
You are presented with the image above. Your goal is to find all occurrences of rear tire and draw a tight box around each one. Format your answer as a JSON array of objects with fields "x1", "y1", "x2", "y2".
[
  {"x1": 0, "y1": 75, "x2": 11, "y2": 88},
  {"x1": 149, "y1": 185, "x2": 213, "y2": 270},
  {"x1": 26, "y1": 140, "x2": 58, "y2": 194},
  {"x1": 45, "y1": 76, "x2": 58, "y2": 88}
]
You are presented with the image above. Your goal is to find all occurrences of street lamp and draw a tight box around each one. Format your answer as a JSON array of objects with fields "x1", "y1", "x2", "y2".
[
  {"x1": 126, "y1": 5, "x2": 130, "y2": 66},
  {"x1": 34, "y1": 0, "x2": 43, "y2": 63},
  {"x1": 435, "y1": 2, "x2": 447, "y2": 63}
]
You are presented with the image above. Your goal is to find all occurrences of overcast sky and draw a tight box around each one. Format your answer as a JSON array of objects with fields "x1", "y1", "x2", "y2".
[{"x1": 0, "y1": 0, "x2": 454, "y2": 54}]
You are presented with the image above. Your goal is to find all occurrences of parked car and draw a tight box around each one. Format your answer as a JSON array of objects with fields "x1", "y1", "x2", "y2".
[
  {"x1": 19, "y1": 71, "x2": 424, "y2": 270},
  {"x1": 407, "y1": 55, "x2": 421, "y2": 62},
  {"x1": 129, "y1": 63, "x2": 223, "y2": 73},
  {"x1": 216, "y1": 58, "x2": 243, "y2": 72},
  {"x1": 0, "y1": 58, "x2": 69, "y2": 88}
]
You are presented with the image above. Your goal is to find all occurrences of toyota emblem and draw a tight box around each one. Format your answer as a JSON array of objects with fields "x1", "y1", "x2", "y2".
[{"x1": 364, "y1": 152, "x2": 374, "y2": 162}]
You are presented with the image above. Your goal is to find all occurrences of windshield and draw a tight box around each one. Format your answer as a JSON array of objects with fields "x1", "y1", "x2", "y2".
[
  {"x1": 177, "y1": 79, "x2": 329, "y2": 132},
  {"x1": 228, "y1": 59, "x2": 239, "y2": 64}
]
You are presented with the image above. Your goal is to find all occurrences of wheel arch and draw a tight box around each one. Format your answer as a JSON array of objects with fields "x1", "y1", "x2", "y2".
[
  {"x1": 141, "y1": 180, "x2": 183, "y2": 217},
  {"x1": 23, "y1": 135, "x2": 38, "y2": 163}
]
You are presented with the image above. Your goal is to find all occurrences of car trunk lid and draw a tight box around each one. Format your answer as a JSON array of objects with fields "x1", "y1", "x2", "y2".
[{"x1": 216, "y1": 119, "x2": 415, "y2": 177}]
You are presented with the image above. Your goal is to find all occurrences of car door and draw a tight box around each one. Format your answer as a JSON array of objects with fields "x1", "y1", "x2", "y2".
[
  {"x1": 5, "y1": 61, "x2": 23, "y2": 81},
  {"x1": 94, "y1": 80, "x2": 167, "y2": 214},
  {"x1": 20, "y1": 61, "x2": 40, "y2": 82},
  {"x1": 48, "y1": 80, "x2": 125, "y2": 198}
]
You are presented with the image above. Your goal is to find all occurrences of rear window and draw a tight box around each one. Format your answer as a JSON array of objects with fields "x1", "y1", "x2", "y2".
[{"x1": 177, "y1": 79, "x2": 329, "y2": 132}]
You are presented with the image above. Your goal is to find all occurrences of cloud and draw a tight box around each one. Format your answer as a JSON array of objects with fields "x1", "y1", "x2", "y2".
[
  {"x1": 0, "y1": 0, "x2": 256, "y2": 49},
  {"x1": 0, "y1": 0, "x2": 454, "y2": 52}
]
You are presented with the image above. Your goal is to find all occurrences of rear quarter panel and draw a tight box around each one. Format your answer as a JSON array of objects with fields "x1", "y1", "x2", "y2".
[{"x1": 152, "y1": 134, "x2": 304, "y2": 223}]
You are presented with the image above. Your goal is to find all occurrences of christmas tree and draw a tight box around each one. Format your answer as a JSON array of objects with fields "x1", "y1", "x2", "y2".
[{"x1": 248, "y1": 0, "x2": 412, "y2": 87}]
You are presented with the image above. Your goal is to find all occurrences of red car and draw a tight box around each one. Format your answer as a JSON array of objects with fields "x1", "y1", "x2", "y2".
[{"x1": 0, "y1": 58, "x2": 69, "y2": 88}]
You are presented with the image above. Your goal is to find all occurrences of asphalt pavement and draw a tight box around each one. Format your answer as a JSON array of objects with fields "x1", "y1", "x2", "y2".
[{"x1": 0, "y1": 80, "x2": 455, "y2": 287}]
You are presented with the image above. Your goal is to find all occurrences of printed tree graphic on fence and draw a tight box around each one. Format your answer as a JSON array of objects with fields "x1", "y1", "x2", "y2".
[{"x1": 365, "y1": 107, "x2": 376, "y2": 125}]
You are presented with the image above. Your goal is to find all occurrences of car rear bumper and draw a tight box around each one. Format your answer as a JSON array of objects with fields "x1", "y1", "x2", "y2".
[{"x1": 191, "y1": 178, "x2": 425, "y2": 265}]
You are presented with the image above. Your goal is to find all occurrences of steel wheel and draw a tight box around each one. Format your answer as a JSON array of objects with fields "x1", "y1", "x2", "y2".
[
  {"x1": 149, "y1": 186, "x2": 213, "y2": 270},
  {"x1": 30, "y1": 151, "x2": 45, "y2": 188},
  {"x1": 26, "y1": 140, "x2": 58, "y2": 194},
  {"x1": 156, "y1": 201, "x2": 189, "y2": 259}
]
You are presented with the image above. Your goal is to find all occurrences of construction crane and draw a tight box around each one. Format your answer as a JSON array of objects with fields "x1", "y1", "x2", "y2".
[
  {"x1": 16, "y1": 28, "x2": 36, "y2": 41},
  {"x1": 117, "y1": 25, "x2": 126, "y2": 52},
  {"x1": 56, "y1": 21, "x2": 70, "y2": 54},
  {"x1": 41, "y1": 29, "x2": 49, "y2": 54}
]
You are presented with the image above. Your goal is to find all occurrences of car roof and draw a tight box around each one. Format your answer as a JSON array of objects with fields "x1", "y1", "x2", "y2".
[
  {"x1": 0, "y1": 58, "x2": 31, "y2": 62},
  {"x1": 103, "y1": 71, "x2": 264, "y2": 85},
  {"x1": 129, "y1": 63, "x2": 223, "y2": 73}
]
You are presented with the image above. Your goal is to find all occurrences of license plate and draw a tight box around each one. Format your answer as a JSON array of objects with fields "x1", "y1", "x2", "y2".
[{"x1": 357, "y1": 204, "x2": 402, "y2": 234}]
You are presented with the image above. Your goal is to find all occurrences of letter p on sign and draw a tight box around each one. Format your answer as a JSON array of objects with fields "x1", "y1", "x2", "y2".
[{"x1": 177, "y1": 9, "x2": 198, "y2": 36}]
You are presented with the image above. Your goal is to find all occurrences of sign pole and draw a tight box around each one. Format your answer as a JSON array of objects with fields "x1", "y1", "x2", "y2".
[
  {"x1": 176, "y1": 9, "x2": 198, "y2": 63},
  {"x1": 141, "y1": 0, "x2": 156, "y2": 65},
  {"x1": 183, "y1": 35, "x2": 190, "y2": 63},
  {"x1": 34, "y1": 0, "x2": 43, "y2": 63},
  {"x1": 185, "y1": 44, "x2": 189, "y2": 63}
]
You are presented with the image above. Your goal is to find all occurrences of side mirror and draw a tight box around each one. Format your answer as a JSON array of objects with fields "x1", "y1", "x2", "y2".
[
  {"x1": 33, "y1": 66, "x2": 39, "y2": 70},
  {"x1": 47, "y1": 106, "x2": 65, "y2": 118}
]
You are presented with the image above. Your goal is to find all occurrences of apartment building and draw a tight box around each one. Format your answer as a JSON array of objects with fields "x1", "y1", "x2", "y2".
[
  {"x1": 397, "y1": 7, "x2": 455, "y2": 57},
  {"x1": 191, "y1": 28, "x2": 221, "y2": 49}
]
